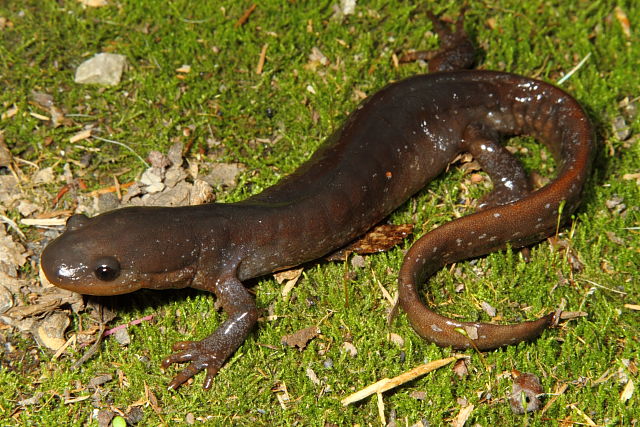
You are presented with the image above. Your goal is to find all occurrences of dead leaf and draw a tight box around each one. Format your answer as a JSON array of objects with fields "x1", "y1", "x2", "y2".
[
  {"x1": 87, "y1": 373, "x2": 113, "y2": 389},
  {"x1": 605, "y1": 231, "x2": 625, "y2": 245},
  {"x1": 0, "y1": 227, "x2": 28, "y2": 276},
  {"x1": 32, "y1": 311, "x2": 70, "y2": 351},
  {"x1": 275, "y1": 267, "x2": 303, "y2": 299},
  {"x1": 463, "y1": 325, "x2": 479, "y2": 340},
  {"x1": 548, "y1": 236, "x2": 584, "y2": 272},
  {"x1": 0, "y1": 284, "x2": 13, "y2": 314},
  {"x1": 326, "y1": 223, "x2": 413, "y2": 261},
  {"x1": 620, "y1": 379, "x2": 634, "y2": 402},
  {"x1": 387, "y1": 332, "x2": 404, "y2": 347},
  {"x1": 342, "y1": 341, "x2": 357, "y2": 357},
  {"x1": 453, "y1": 358, "x2": 469, "y2": 378},
  {"x1": 558, "y1": 311, "x2": 588, "y2": 320},
  {"x1": 17, "y1": 392, "x2": 44, "y2": 406},
  {"x1": 1, "y1": 104, "x2": 18, "y2": 120},
  {"x1": 29, "y1": 91, "x2": 70, "y2": 128},
  {"x1": 508, "y1": 372, "x2": 544, "y2": 414},
  {"x1": 274, "y1": 268, "x2": 303, "y2": 284},
  {"x1": 409, "y1": 390, "x2": 426, "y2": 400},
  {"x1": 281, "y1": 326, "x2": 319, "y2": 350},
  {"x1": 33, "y1": 167, "x2": 55, "y2": 185},
  {"x1": 0, "y1": 131, "x2": 12, "y2": 167},
  {"x1": 480, "y1": 301, "x2": 497, "y2": 317},
  {"x1": 189, "y1": 179, "x2": 215, "y2": 205},
  {"x1": 452, "y1": 403, "x2": 474, "y2": 427},
  {"x1": 306, "y1": 367, "x2": 320, "y2": 385}
]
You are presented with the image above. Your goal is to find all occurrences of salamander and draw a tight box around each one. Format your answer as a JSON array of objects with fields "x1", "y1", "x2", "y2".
[{"x1": 40, "y1": 15, "x2": 593, "y2": 390}]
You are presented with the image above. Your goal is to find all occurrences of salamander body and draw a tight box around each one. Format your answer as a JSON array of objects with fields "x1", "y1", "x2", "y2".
[{"x1": 40, "y1": 16, "x2": 593, "y2": 389}]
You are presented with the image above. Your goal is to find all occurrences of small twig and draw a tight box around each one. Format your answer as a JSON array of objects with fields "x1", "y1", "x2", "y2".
[
  {"x1": 87, "y1": 181, "x2": 135, "y2": 198},
  {"x1": 256, "y1": 43, "x2": 268, "y2": 74},
  {"x1": 71, "y1": 322, "x2": 106, "y2": 370},
  {"x1": 557, "y1": 52, "x2": 591, "y2": 85},
  {"x1": 52, "y1": 334, "x2": 77, "y2": 360},
  {"x1": 103, "y1": 315, "x2": 154, "y2": 337},
  {"x1": 341, "y1": 355, "x2": 466, "y2": 406},
  {"x1": 21, "y1": 217, "x2": 67, "y2": 227},
  {"x1": 371, "y1": 269, "x2": 394, "y2": 306},
  {"x1": 91, "y1": 135, "x2": 149, "y2": 168},
  {"x1": 581, "y1": 278, "x2": 627, "y2": 295},
  {"x1": 0, "y1": 214, "x2": 26, "y2": 240},
  {"x1": 540, "y1": 382, "x2": 569, "y2": 414},
  {"x1": 235, "y1": 3, "x2": 257, "y2": 28}
]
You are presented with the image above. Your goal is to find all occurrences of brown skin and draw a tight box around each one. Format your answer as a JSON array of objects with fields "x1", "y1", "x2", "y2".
[{"x1": 40, "y1": 16, "x2": 593, "y2": 389}]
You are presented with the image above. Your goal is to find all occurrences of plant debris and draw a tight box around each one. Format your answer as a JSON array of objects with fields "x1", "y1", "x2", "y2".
[
  {"x1": 281, "y1": 326, "x2": 319, "y2": 350},
  {"x1": 508, "y1": 371, "x2": 544, "y2": 414},
  {"x1": 325, "y1": 223, "x2": 413, "y2": 261}
]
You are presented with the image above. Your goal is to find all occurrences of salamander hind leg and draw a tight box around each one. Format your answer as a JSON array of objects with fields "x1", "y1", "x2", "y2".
[
  {"x1": 161, "y1": 275, "x2": 259, "y2": 390},
  {"x1": 426, "y1": 11, "x2": 475, "y2": 72},
  {"x1": 462, "y1": 125, "x2": 533, "y2": 210},
  {"x1": 399, "y1": 11, "x2": 475, "y2": 72}
]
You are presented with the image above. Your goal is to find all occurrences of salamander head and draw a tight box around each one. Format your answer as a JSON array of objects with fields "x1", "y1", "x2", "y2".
[{"x1": 40, "y1": 208, "x2": 200, "y2": 296}]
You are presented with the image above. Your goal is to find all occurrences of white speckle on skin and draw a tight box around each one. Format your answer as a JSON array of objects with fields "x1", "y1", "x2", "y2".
[
  {"x1": 57, "y1": 263, "x2": 87, "y2": 279},
  {"x1": 431, "y1": 324, "x2": 443, "y2": 332}
]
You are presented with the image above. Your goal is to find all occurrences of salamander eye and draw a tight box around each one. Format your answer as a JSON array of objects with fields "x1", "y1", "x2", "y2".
[{"x1": 94, "y1": 257, "x2": 120, "y2": 282}]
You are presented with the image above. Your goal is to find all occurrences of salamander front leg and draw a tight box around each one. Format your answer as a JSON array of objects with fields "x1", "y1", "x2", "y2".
[{"x1": 161, "y1": 275, "x2": 258, "y2": 390}]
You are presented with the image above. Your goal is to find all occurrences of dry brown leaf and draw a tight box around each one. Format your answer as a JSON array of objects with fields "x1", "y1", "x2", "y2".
[
  {"x1": 281, "y1": 326, "x2": 319, "y2": 350},
  {"x1": 275, "y1": 267, "x2": 304, "y2": 299},
  {"x1": 0, "y1": 131, "x2": 12, "y2": 167},
  {"x1": 274, "y1": 268, "x2": 303, "y2": 284},
  {"x1": 342, "y1": 341, "x2": 357, "y2": 357},
  {"x1": 452, "y1": 403, "x2": 474, "y2": 427},
  {"x1": 453, "y1": 358, "x2": 469, "y2": 378},
  {"x1": 620, "y1": 379, "x2": 634, "y2": 402},
  {"x1": 326, "y1": 223, "x2": 413, "y2": 261},
  {"x1": 509, "y1": 372, "x2": 544, "y2": 414},
  {"x1": 1, "y1": 105, "x2": 18, "y2": 120},
  {"x1": 387, "y1": 332, "x2": 404, "y2": 347},
  {"x1": 32, "y1": 311, "x2": 70, "y2": 351}
]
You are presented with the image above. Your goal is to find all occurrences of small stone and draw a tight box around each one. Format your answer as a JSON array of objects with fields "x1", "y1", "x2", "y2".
[
  {"x1": 204, "y1": 163, "x2": 245, "y2": 188},
  {"x1": 75, "y1": 53, "x2": 127, "y2": 86},
  {"x1": 17, "y1": 200, "x2": 40, "y2": 217},
  {"x1": 113, "y1": 327, "x2": 130, "y2": 346}
]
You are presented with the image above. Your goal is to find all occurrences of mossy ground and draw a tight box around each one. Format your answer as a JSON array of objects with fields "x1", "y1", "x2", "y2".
[{"x1": 1, "y1": 0, "x2": 638, "y2": 425}]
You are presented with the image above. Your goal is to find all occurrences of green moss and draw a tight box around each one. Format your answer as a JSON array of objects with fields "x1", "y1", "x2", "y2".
[{"x1": 1, "y1": 0, "x2": 638, "y2": 425}]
